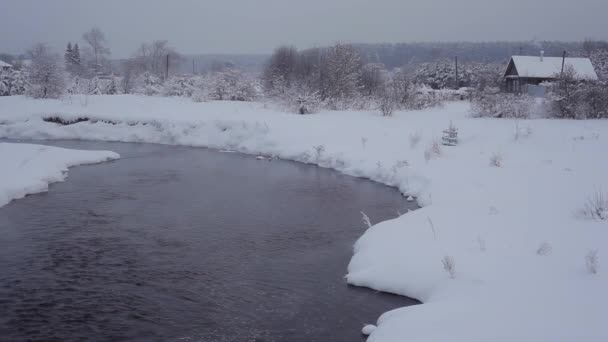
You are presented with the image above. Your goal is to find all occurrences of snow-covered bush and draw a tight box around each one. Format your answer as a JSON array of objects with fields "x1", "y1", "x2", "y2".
[
  {"x1": 0, "y1": 69, "x2": 26, "y2": 96},
  {"x1": 207, "y1": 69, "x2": 259, "y2": 101},
  {"x1": 25, "y1": 45, "x2": 66, "y2": 99},
  {"x1": 134, "y1": 72, "x2": 163, "y2": 96},
  {"x1": 546, "y1": 71, "x2": 608, "y2": 119},
  {"x1": 289, "y1": 88, "x2": 321, "y2": 114},
  {"x1": 162, "y1": 76, "x2": 198, "y2": 97},
  {"x1": 408, "y1": 86, "x2": 444, "y2": 110},
  {"x1": 471, "y1": 92, "x2": 534, "y2": 119},
  {"x1": 542, "y1": 66, "x2": 608, "y2": 119}
]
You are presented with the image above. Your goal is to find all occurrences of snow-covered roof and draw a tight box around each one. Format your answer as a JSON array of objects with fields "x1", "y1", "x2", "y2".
[
  {"x1": 507, "y1": 55, "x2": 598, "y2": 80},
  {"x1": 0, "y1": 60, "x2": 12, "y2": 68}
]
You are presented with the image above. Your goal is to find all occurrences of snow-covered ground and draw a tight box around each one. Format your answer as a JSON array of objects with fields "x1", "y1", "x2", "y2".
[
  {"x1": 0, "y1": 142, "x2": 119, "y2": 207},
  {"x1": 0, "y1": 94, "x2": 607, "y2": 341}
]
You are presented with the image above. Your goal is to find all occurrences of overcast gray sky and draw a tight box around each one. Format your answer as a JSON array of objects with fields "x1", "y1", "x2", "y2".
[{"x1": 1, "y1": 0, "x2": 607, "y2": 58}]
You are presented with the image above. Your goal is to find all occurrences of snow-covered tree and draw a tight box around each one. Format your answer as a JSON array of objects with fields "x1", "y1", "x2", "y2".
[
  {"x1": 162, "y1": 76, "x2": 197, "y2": 97},
  {"x1": 324, "y1": 43, "x2": 363, "y2": 106},
  {"x1": 590, "y1": 49, "x2": 608, "y2": 80},
  {"x1": 64, "y1": 42, "x2": 82, "y2": 76},
  {"x1": 25, "y1": 43, "x2": 66, "y2": 99},
  {"x1": 361, "y1": 63, "x2": 388, "y2": 96},
  {"x1": 207, "y1": 69, "x2": 259, "y2": 101},
  {"x1": 0, "y1": 69, "x2": 26, "y2": 96},
  {"x1": 263, "y1": 45, "x2": 298, "y2": 97},
  {"x1": 64, "y1": 42, "x2": 73, "y2": 70}
]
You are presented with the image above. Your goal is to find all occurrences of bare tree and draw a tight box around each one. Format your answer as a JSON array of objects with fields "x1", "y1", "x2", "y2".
[
  {"x1": 132, "y1": 40, "x2": 181, "y2": 80},
  {"x1": 361, "y1": 63, "x2": 387, "y2": 96},
  {"x1": 263, "y1": 46, "x2": 298, "y2": 96},
  {"x1": 82, "y1": 27, "x2": 110, "y2": 74}
]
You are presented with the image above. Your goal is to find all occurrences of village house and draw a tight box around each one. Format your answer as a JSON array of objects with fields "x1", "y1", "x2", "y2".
[{"x1": 503, "y1": 52, "x2": 598, "y2": 96}]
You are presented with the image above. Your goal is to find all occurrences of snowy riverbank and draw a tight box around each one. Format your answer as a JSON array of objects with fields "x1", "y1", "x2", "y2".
[
  {"x1": 0, "y1": 142, "x2": 119, "y2": 207},
  {"x1": 0, "y1": 94, "x2": 606, "y2": 341}
]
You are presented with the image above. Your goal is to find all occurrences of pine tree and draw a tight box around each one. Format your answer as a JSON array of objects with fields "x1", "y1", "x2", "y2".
[
  {"x1": 64, "y1": 42, "x2": 73, "y2": 72},
  {"x1": 71, "y1": 43, "x2": 81, "y2": 75}
]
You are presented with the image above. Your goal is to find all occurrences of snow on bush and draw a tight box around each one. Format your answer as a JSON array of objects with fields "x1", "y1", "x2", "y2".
[
  {"x1": 0, "y1": 69, "x2": 27, "y2": 96},
  {"x1": 287, "y1": 88, "x2": 321, "y2": 114},
  {"x1": 470, "y1": 92, "x2": 534, "y2": 119},
  {"x1": 161, "y1": 76, "x2": 198, "y2": 97},
  {"x1": 546, "y1": 70, "x2": 608, "y2": 119},
  {"x1": 134, "y1": 72, "x2": 163, "y2": 96},
  {"x1": 206, "y1": 69, "x2": 260, "y2": 101}
]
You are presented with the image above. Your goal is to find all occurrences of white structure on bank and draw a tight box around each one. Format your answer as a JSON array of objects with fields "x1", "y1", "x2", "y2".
[{"x1": 0, "y1": 60, "x2": 12, "y2": 71}]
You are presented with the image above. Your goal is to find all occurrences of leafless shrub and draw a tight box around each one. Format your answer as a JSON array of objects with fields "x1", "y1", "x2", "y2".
[
  {"x1": 361, "y1": 211, "x2": 372, "y2": 229},
  {"x1": 586, "y1": 250, "x2": 599, "y2": 274},
  {"x1": 536, "y1": 242, "x2": 553, "y2": 256},
  {"x1": 442, "y1": 256, "x2": 456, "y2": 279},
  {"x1": 409, "y1": 132, "x2": 422, "y2": 149},
  {"x1": 580, "y1": 189, "x2": 608, "y2": 220},
  {"x1": 490, "y1": 153, "x2": 503, "y2": 167}
]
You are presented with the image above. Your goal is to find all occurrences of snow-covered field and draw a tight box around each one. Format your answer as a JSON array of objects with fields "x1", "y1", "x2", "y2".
[
  {"x1": 0, "y1": 142, "x2": 119, "y2": 207},
  {"x1": 0, "y1": 94, "x2": 606, "y2": 341}
]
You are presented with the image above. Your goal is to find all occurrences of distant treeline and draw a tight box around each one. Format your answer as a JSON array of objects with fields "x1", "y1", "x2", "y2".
[
  {"x1": 351, "y1": 40, "x2": 607, "y2": 67},
  {"x1": 167, "y1": 41, "x2": 608, "y2": 73}
]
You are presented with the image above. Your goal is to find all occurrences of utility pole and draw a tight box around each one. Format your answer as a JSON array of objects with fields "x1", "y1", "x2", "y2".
[
  {"x1": 561, "y1": 50, "x2": 567, "y2": 75},
  {"x1": 166, "y1": 54, "x2": 169, "y2": 80},
  {"x1": 454, "y1": 56, "x2": 459, "y2": 89},
  {"x1": 192, "y1": 59, "x2": 195, "y2": 75}
]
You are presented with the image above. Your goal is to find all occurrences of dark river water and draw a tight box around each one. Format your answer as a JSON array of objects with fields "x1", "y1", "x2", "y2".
[{"x1": 0, "y1": 140, "x2": 418, "y2": 342}]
